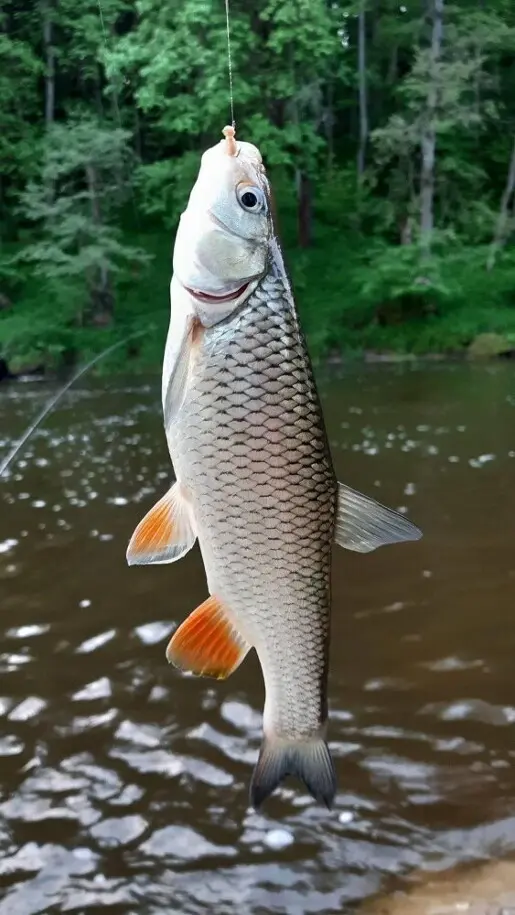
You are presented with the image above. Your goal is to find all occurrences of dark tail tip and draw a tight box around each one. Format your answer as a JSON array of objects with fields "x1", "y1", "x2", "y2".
[{"x1": 250, "y1": 735, "x2": 337, "y2": 811}]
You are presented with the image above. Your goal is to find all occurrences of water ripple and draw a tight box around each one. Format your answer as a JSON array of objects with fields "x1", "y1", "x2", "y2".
[{"x1": 1, "y1": 368, "x2": 515, "y2": 912}]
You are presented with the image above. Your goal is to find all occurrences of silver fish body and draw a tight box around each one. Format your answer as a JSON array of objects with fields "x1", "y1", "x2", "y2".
[
  {"x1": 127, "y1": 128, "x2": 422, "y2": 810},
  {"x1": 167, "y1": 265, "x2": 337, "y2": 803}
]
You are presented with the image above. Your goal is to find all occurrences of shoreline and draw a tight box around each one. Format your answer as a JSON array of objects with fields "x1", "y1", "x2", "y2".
[{"x1": 1, "y1": 346, "x2": 515, "y2": 387}]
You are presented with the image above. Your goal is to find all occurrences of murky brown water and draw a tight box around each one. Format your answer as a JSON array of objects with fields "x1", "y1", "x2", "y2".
[{"x1": 1, "y1": 362, "x2": 515, "y2": 915}]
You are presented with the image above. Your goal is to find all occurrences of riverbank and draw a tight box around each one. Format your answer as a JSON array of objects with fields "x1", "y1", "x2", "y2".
[
  {"x1": 2, "y1": 213, "x2": 515, "y2": 377},
  {"x1": 2, "y1": 342, "x2": 514, "y2": 387},
  {"x1": 360, "y1": 858, "x2": 515, "y2": 914}
]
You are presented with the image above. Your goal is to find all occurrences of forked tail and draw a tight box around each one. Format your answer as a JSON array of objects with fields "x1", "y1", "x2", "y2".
[{"x1": 250, "y1": 735, "x2": 337, "y2": 810}]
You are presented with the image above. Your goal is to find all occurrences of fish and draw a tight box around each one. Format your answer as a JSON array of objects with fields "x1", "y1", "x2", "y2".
[{"x1": 126, "y1": 125, "x2": 422, "y2": 811}]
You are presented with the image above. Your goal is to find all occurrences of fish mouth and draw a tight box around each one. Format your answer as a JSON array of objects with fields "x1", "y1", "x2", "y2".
[{"x1": 184, "y1": 282, "x2": 249, "y2": 305}]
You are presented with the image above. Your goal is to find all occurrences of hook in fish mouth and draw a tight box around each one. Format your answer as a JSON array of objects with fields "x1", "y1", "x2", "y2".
[{"x1": 184, "y1": 282, "x2": 249, "y2": 305}]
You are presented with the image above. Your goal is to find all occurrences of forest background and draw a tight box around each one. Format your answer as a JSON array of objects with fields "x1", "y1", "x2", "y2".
[{"x1": 2, "y1": 0, "x2": 515, "y2": 374}]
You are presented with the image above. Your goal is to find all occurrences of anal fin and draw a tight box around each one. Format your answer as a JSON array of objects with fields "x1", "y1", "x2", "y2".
[
  {"x1": 126, "y1": 481, "x2": 196, "y2": 566},
  {"x1": 166, "y1": 595, "x2": 250, "y2": 680},
  {"x1": 335, "y1": 482, "x2": 422, "y2": 553}
]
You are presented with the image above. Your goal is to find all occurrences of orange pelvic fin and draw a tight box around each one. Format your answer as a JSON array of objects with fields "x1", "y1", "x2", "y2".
[
  {"x1": 166, "y1": 595, "x2": 250, "y2": 679},
  {"x1": 126, "y1": 482, "x2": 196, "y2": 566}
]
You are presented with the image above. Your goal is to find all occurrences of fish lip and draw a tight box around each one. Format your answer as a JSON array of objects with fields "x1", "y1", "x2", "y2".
[{"x1": 183, "y1": 281, "x2": 250, "y2": 305}]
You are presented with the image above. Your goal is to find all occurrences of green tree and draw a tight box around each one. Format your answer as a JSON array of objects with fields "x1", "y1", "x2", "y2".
[
  {"x1": 3, "y1": 0, "x2": 515, "y2": 370},
  {"x1": 20, "y1": 116, "x2": 149, "y2": 320},
  {"x1": 0, "y1": 26, "x2": 41, "y2": 226}
]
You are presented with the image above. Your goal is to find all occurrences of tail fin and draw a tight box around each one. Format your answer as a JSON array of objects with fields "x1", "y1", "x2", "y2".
[{"x1": 250, "y1": 735, "x2": 337, "y2": 811}]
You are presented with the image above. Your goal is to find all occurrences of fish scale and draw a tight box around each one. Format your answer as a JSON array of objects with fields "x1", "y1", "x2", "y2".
[{"x1": 169, "y1": 271, "x2": 337, "y2": 742}]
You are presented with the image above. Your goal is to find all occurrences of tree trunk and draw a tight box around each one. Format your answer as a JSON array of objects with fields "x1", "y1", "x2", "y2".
[
  {"x1": 288, "y1": 51, "x2": 313, "y2": 249},
  {"x1": 387, "y1": 44, "x2": 398, "y2": 85},
  {"x1": 41, "y1": 0, "x2": 56, "y2": 207},
  {"x1": 296, "y1": 170, "x2": 312, "y2": 249},
  {"x1": 419, "y1": 0, "x2": 443, "y2": 259},
  {"x1": 41, "y1": 0, "x2": 55, "y2": 128},
  {"x1": 357, "y1": 0, "x2": 368, "y2": 179},
  {"x1": 400, "y1": 216, "x2": 413, "y2": 246},
  {"x1": 85, "y1": 163, "x2": 113, "y2": 324},
  {"x1": 324, "y1": 79, "x2": 334, "y2": 172},
  {"x1": 134, "y1": 104, "x2": 143, "y2": 161},
  {"x1": 487, "y1": 135, "x2": 515, "y2": 271},
  {"x1": 473, "y1": 0, "x2": 484, "y2": 117}
]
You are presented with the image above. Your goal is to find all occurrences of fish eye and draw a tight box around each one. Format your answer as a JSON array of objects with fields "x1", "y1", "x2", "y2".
[{"x1": 236, "y1": 184, "x2": 265, "y2": 213}]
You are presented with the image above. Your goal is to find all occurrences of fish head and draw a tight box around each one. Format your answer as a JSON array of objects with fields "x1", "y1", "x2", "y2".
[{"x1": 172, "y1": 130, "x2": 272, "y2": 327}]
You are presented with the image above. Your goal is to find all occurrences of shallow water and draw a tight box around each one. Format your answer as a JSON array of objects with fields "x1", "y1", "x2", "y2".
[{"x1": 1, "y1": 362, "x2": 515, "y2": 914}]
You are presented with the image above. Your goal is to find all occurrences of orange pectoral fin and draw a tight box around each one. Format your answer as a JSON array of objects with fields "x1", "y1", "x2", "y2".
[
  {"x1": 166, "y1": 595, "x2": 250, "y2": 680},
  {"x1": 126, "y1": 482, "x2": 196, "y2": 566}
]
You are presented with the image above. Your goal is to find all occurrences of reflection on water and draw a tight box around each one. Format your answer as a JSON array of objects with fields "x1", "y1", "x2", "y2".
[{"x1": 1, "y1": 362, "x2": 515, "y2": 914}]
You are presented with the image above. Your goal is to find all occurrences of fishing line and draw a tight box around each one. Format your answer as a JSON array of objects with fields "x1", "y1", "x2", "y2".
[
  {"x1": 0, "y1": 330, "x2": 146, "y2": 479},
  {"x1": 224, "y1": 0, "x2": 235, "y2": 129}
]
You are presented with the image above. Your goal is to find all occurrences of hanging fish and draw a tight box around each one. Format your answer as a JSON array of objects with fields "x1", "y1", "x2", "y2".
[{"x1": 126, "y1": 126, "x2": 421, "y2": 811}]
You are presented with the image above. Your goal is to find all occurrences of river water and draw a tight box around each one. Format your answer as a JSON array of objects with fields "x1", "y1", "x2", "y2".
[{"x1": 1, "y1": 362, "x2": 515, "y2": 914}]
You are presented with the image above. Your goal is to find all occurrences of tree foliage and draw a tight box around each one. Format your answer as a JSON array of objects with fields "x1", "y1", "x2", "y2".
[{"x1": 2, "y1": 0, "x2": 515, "y2": 371}]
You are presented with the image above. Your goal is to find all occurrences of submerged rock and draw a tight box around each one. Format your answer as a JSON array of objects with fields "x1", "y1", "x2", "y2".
[
  {"x1": 0, "y1": 358, "x2": 13, "y2": 382},
  {"x1": 0, "y1": 357, "x2": 45, "y2": 382}
]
